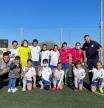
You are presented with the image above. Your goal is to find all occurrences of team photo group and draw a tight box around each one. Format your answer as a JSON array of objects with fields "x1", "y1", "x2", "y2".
[{"x1": 0, "y1": 34, "x2": 104, "y2": 94}]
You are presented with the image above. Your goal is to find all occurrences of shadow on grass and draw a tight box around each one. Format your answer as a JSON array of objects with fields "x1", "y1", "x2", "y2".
[
  {"x1": 67, "y1": 76, "x2": 91, "y2": 91},
  {"x1": 0, "y1": 76, "x2": 8, "y2": 89}
]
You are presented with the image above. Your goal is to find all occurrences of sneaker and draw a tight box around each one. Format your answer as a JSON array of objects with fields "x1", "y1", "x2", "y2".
[
  {"x1": 14, "y1": 88, "x2": 18, "y2": 91},
  {"x1": 99, "y1": 87, "x2": 104, "y2": 93},
  {"x1": 74, "y1": 88, "x2": 79, "y2": 92},
  {"x1": 22, "y1": 88, "x2": 26, "y2": 91},
  {"x1": 8, "y1": 88, "x2": 12, "y2": 93},
  {"x1": 12, "y1": 89, "x2": 17, "y2": 93},
  {"x1": 39, "y1": 81, "x2": 43, "y2": 89},
  {"x1": 40, "y1": 86, "x2": 44, "y2": 89},
  {"x1": 44, "y1": 85, "x2": 50, "y2": 90}
]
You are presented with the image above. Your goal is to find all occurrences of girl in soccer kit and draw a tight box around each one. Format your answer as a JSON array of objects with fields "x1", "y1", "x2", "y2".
[
  {"x1": 38, "y1": 59, "x2": 52, "y2": 90},
  {"x1": 50, "y1": 44, "x2": 60, "y2": 70},
  {"x1": 73, "y1": 60, "x2": 86, "y2": 91},
  {"x1": 29, "y1": 39, "x2": 41, "y2": 67},
  {"x1": 52, "y1": 63, "x2": 64, "y2": 90},
  {"x1": 91, "y1": 61, "x2": 104, "y2": 93},
  {"x1": 10, "y1": 40, "x2": 19, "y2": 62},
  {"x1": 40, "y1": 44, "x2": 50, "y2": 66},
  {"x1": 22, "y1": 59, "x2": 36, "y2": 91}
]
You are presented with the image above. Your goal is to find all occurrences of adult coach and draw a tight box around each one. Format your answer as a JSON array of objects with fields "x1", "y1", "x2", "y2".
[
  {"x1": 83, "y1": 35, "x2": 102, "y2": 84},
  {"x1": 0, "y1": 52, "x2": 11, "y2": 88}
]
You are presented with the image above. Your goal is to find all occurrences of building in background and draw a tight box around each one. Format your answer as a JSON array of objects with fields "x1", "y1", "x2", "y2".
[{"x1": 0, "y1": 39, "x2": 8, "y2": 59}]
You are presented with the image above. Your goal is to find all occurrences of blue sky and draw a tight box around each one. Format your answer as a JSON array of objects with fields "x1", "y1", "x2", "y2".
[{"x1": 0, "y1": 0, "x2": 103, "y2": 46}]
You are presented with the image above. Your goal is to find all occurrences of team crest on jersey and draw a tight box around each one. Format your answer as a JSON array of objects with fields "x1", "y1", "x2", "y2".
[
  {"x1": 85, "y1": 47, "x2": 88, "y2": 49},
  {"x1": 31, "y1": 70, "x2": 34, "y2": 72},
  {"x1": 91, "y1": 45, "x2": 94, "y2": 47}
]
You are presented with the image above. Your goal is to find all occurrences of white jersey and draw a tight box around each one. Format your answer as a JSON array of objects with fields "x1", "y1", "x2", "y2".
[
  {"x1": 23, "y1": 67, "x2": 36, "y2": 81},
  {"x1": 29, "y1": 45, "x2": 41, "y2": 61},
  {"x1": 50, "y1": 50, "x2": 60, "y2": 66},
  {"x1": 92, "y1": 68, "x2": 104, "y2": 81},
  {"x1": 73, "y1": 67, "x2": 86, "y2": 80},
  {"x1": 40, "y1": 50, "x2": 50, "y2": 66},
  {"x1": 10, "y1": 48, "x2": 19, "y2": 61},
  {"x1": 40, "y1": 67, "x2": 52, "y2": 81},
  {"x1": 54, "y1": 69, "x2": 64, "y2": 86}
]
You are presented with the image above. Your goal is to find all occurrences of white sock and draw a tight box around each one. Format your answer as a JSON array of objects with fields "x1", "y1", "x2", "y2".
[
  {"x1": 65, "y1": 69, "x2": 68, "y2": 80},
  {"x1": 100, "y1": 82, "x2": 104, "y2": 88},
  {"x1": 22, "y1": 80, "x2": 26, "y2": 90},
  {"x1": 74, "y1": 77, "x2": 78, "y2": 89},
  {"x1": 39, "y1": 81, "x2": 43, "y2": 88},
  {"x1": 53, "y1": 80, "x2": 57, "y2": 87}
]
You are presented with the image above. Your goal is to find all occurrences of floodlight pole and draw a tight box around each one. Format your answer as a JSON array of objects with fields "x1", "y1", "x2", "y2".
[{"x1": 100, "y1": 0, "x2": 104, "y2": 63}]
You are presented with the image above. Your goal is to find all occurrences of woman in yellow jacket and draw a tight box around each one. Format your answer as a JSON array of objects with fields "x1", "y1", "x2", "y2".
[{"x1": 18, "y1": 40, "x2": 30, "y2": 69}]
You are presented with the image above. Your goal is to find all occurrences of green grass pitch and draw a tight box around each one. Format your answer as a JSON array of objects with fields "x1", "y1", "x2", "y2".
[{"x1": 0, "y1": 86, "x2": 104, "y2": 108}]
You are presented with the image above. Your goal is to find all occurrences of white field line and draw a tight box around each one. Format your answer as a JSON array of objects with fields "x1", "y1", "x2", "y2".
[{"x1": 94, "y1": 92, "x2": 104, "y2": 96}]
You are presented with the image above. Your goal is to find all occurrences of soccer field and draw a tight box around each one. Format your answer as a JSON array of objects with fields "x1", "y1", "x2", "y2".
[{"x1": 0, "y1": 86, "x2": 104, "y2": 108}]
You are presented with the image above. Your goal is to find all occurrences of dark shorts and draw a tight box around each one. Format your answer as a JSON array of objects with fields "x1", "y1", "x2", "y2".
[
  {"x1": 32, "y1": 61, "x2": 40, "y2": 67},
  {"x1": 87, "y1": 59, "x2": 99, "y2": 70},
  {"x1": 26, "y1": 80, "x2": 32, "y2": 84},
  {"x1": 42, "y1": 79, "x2": 50, "y2": 86},
  {"x1": 62, "y1": 63, "x2": 70, "y2": 72},
  {"x1": 91, "y1": 79, "x2": 99, "y2": 86},
  {"x1": 79, "y1": 79, "x2": 83, "y2": 85},
  {"x1": 50, "y1": 65, "x2": 57, "y2": 70}
]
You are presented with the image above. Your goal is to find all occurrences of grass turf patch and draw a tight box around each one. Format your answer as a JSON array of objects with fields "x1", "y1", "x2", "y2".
[{"x1": 0, "y1": 86, "x2": 104, "y2": 108}]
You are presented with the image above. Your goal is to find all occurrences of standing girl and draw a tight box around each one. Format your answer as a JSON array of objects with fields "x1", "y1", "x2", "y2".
[
  {"x1": 50, "y1": 44, "x2": 60, "y2": 69},
  {"x1": 71, "y1": 42, "x2": 84, "y2": 65},
  {"x1": 18, "y1": 40, "x2": 30, "y2": 69},
  {"x1": 40, "y1": 44, "x2": 50, "y2": 66},
  {"x1": 59, "y1": 42, "x2": 71, "y2": 84}
]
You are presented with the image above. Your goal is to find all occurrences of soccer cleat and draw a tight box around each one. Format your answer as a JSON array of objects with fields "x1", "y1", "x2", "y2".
[
  {"x1": 12, "y1": 89, "x2": 17, "y2": 93},
  {"x1": 14, "y1": 88, "x2": 18, "y2": 91},
  {"x1": 40, "y1": 84, "x2": 44, "y2": 89},
  {"x1": 44, "y1": 85, "x2": 50, "y2": 90},
  {"x1": 22, "y1": 88, "x2": 26, "y2": 92},
  {"x1": 74, "y1": 88, "x2": 79, "y2": 92},
  {"x1": 40, "y1": 86, "x2": 44, "y2": 89},
  {"x1": 39, "y1": 81, "x2": 44, "y2": 89},
  {"x1": 99, "y1": 87, "x2": 104, "y2": 93}
]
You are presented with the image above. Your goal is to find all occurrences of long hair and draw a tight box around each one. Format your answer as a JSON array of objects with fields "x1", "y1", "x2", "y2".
[{"x1": 21, "y1": 40, "x2": 29, "y2": 47}]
